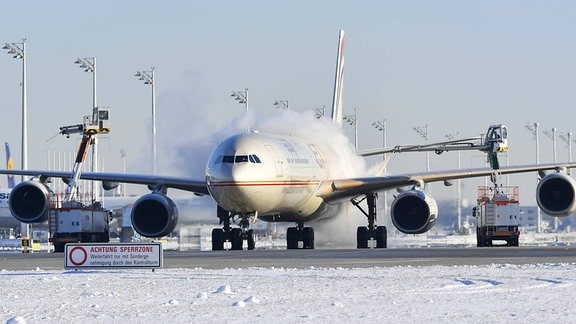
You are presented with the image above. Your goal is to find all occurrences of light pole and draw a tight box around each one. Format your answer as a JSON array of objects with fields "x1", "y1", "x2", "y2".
[
  {"x1": 446, "y1": 132, "x2": 462, "y2": 233},
  {"x1": 231, "y1": 88, "x2": 248, "y2": 113},
  {"x1": 273, "y1": 99, "x2": 289, "y2": 110},
  {"x1": 525, "y1": 122, "x2": 541, "y2": 233},
  {"x1": 372, "y1": 119, "x2": 388, "y2": 227},
  {"x1": 314, "y1": 105, "x2": 325, "y2": 119},
  {"x1": 343, "y1": 107, "x2": 358, "y2": 151},
  {"x1": 543, "y1": 127, "x2": 558, "y2": 163},
  {"x1": 543, "y1": 127, "x2": 559, "y2": 231},
  {"x1": 413, "y1": 125, "x2": 430, "y2": 171},
  {"x1": 135, "y1": 67, "x2": 156, "y2": 174},
  {"x1": 120, "y1": 149, "x2": 127, "y2": 197},
  {"x1": 74, "y1": 57, "x2": 99, "y2": 202},
  {"x1": 560, "y1": 131, "x2": 572, "y2": 165},
  {"x1": 3, "y1": 39, "x2": 27, "y2": 182},
  {"x1": 231, "y1": 88, "x2": 249, "y2": 132},
  {"x1": 372, "y1": 119, "x2": 387, "y2": 160},
  {"x1": 4, "y1": 38, "x2": 29, "y2": 239}
]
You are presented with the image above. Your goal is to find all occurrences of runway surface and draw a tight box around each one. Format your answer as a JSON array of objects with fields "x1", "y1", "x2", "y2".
[{"x1": 1, "y1": 246, "x2": 575, "y2": 271}]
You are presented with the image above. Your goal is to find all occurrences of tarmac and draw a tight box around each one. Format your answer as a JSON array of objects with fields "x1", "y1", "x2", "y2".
[{"x1": 1, "y1": 246, "x2": 575, "y2": 271}]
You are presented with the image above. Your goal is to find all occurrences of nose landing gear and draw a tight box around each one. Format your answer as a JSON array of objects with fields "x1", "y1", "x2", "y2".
[{"x1": 212, "y1": 206, "x2": 256, "y2": 250}]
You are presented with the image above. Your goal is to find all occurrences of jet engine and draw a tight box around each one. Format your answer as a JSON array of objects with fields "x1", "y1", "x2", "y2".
[
  {"x1": 8, "y1": 180, "x2": 51, "y2": 223},
  {"x1": 391, "y1": 190, "x2": 438, "y2": 234},
  {"x1": 131, "y1": 193, "x2": 179, "y2": 237},
  {"x1": 536, "y1": 172, "x2": 576, "y2": 217}
]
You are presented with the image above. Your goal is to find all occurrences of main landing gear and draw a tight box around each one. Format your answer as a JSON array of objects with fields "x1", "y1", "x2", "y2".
[
  {"x1": 286, "y1": 223, "x2": 315, "y2": 249},
  {"x1": 212, "y1": 206, "x2": 256, "y2": 251},
  {"x1": 352, "y1": 192, "x2": 387, "y2": 249}
]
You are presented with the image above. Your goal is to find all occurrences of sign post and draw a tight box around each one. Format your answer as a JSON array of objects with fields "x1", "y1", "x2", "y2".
[
  {"x1": 21, "y1": 237, "x2": 31, "y2": 254},
  {"x1": 65, "y1": 243, "x2": 163, "y2": 269}
]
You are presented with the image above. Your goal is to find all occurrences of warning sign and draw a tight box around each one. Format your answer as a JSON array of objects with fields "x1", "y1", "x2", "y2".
[{"x1": 65, "y1": 243, "x2": 163, "y2": 269}]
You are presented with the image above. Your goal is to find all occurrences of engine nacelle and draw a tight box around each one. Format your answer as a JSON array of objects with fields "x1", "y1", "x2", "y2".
[
  {"x1": 131, "y1": 193, "x2": 179, "y2": 237},
  {"x1": 536, "y1": 172, "x2": 576, "y2": 217},
  {"x1": 8, "y1": 180, "x2": 51, "y2": 224},
  {"x1": 391, "y1": 190, "x2": 438, "y2": 234}
]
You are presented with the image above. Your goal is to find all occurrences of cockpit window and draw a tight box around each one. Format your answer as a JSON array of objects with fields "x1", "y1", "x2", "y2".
[
  {"x1": 235, "y1": 155, "x2": 249, "y2": 163},
  {"x1": 221, "y1": 154, "x2": 261, "y2": 164}
]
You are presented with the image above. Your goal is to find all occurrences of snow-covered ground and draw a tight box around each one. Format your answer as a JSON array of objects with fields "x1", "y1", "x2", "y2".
[{"x1": 2, "y1": 262, "x2": 575, "y2": 323}]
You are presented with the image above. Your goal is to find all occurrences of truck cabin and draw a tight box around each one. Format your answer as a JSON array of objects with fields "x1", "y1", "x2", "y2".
[{"x1": 485, "y1": 124, "x2": 508, "y2": 152}]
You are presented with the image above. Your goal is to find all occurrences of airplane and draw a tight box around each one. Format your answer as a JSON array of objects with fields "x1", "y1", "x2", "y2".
[
  {"x1": 0, "y1": 142, "x2": 19, "y2": 229},
  {"x1": 1, "y1": 29, "x2": 576, "y2": 250}
]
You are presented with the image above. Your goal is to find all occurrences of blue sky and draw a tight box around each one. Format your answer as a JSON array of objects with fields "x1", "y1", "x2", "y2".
[{"x1": 2, "y1": 1, "x2": 576, "y2": 205}]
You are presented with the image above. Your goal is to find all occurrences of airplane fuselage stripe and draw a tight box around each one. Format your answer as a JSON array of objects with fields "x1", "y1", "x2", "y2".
[{"x1": 210, "y1": 181, "x2": 320, "y2": 187}]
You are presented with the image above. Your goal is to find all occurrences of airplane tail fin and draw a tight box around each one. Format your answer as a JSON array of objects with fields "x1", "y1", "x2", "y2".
[
  {"x1": 330, "y1": 29, "x2": 346, "y2": 127},
  {"x1": 5, "y1": 142, "x2": 15, "y2": 189}
]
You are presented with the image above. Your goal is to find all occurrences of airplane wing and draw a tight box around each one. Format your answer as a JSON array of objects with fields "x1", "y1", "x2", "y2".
[
  {"x1": 0, "y1": 169, "x2": 210, "y2": 195},
  {"x1": 316, "y1": 162, "x2": 576, "y2": 203},
  {"x1": 0, "y1": 161, "x2": 575, "y2": 202}
]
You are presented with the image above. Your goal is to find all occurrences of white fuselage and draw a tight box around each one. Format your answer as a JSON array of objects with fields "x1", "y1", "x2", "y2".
[{"x1": 206, "y1": 132, "x2": 337, "y2": 222}]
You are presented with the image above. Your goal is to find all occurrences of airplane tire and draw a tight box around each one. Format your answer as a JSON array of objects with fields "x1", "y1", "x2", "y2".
[
  {"x1": 357, "y1": 227, "x2": 369, "y2": 249},
  {"x1": 376, "y1": 226, "x2": 387, "y2": 248},
  {"x1": 247, "y1": 229, "x2": 255, "y2": 250},
  {"x1": 302, "y1": 227, "x2": 315, "y2": 249},
  {"x1": 230, "y1": 228, "x2": 243, "y2": 250},
  {"x1": 287, "y1": 227, "x2": 299, "y2": 249},
  {"x1": 212, "y1": 228, "x2": 225, "y2": 251}
]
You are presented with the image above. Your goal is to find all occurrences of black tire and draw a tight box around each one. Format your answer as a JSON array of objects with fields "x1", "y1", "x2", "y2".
[
  {"x1": 302, "y1": 227, "x2": 315, "y2": 249},
  {"x1": 230, "y1": 228, "x2": 243, "y2": 250},
  {"x1": 476, "y1": 229, "x2": 484, "y2": 247},
  {"x1": 212, "y1": 228, "x2": 225, "y2": 251},
  {"x1": 247, "y1": 229, "x2": 256, "y2": 250},
  {"x1": 375, "y1": 226, "x2": 387, "y2": 248},
  {"x1": 511, "y1": 238, "x2": 519, "y2": 247},
  {"x1": 357, "y1": 226, "x2": 369, "y2": 249},
  {"x1": 53, "y1": 242, "x2": 65, "y2": 253},
  {"x1": 287, "y1": 227, "x2": 299, "y2": 249}
]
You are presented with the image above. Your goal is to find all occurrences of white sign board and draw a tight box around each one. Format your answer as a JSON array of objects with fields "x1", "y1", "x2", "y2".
[{"x1": 65, "y1": 243, "x2": 163, "y2": 269}]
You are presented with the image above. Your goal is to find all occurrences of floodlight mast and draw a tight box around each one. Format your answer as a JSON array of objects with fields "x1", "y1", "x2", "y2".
[
  {"x1": 231, "y1": 88, "x2": 249, "y2": 113},
  {"x1": 372, "y1": 118, "x2": 388, "y2": 230},
  {"x1": 74, "y1": 57, "x2": 99, "y2": 202},
  {"x1": 446, "y1": 132, "x2": 462, "y2": 233},
  {"x1": 135, "y1": 67, "x2": 156, "y2": 174},
  {"x1": 314, "y1": 105, "x2": 326, "y2": 119},
  {"x1": 2, "y1": 39, "x2": 27, "y2": 182},
  {"x1": 3, "y1": 38, "x2": 28, "y2": 239},
  {"x1": 343, "y1": 107, "x2": 358, "y2": 151},
  {"x1": 413, "y1": 125, "x2": 430, "y2": 172},
  {"x1": 273, "y1": 99, "x2": 289, "y2": 110},
  {"x1": 525, "y1": 122, "x2": 541, "y2": 233},
  {"x1": 231, "y1": 88, "x2": 249, "y2": 131}
]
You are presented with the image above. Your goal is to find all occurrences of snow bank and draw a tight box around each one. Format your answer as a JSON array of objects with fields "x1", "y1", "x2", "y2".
[{"x1": 2, "y1": 263, "x2": 575, "y2": 322}]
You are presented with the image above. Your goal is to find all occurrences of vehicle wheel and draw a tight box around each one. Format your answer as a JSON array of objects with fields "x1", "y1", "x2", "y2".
[
  {"x1": 212, "y1": 228, "x2": 225, "y2": 251},
  {"x1": 230, "y1": 228, "x2": 243, "y2": 250},
  {"x1": 357, "y1": 226, "x2": 368, "y2": 249},
  {"x1": 376, "y1": 226, "x2": 387, "y2": 248},
  {"x1": 476, "y1": 230, "x2": 484, "y2": 247},
  {"x1": 247, "y1": 229, "x2": 256, "y2": 250},
  {"x1": 512, "y1": 238, "x2": 519, "y2": 247},
  {"x1": 53, "y1": 242, "x2": 65, "y2": 253},
  {"x1": 287, "y1": 227, "x2": 299, "y2": 249},
  {"x1": 302, "y1": 227, "x2": 315, "y2": 249}
]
